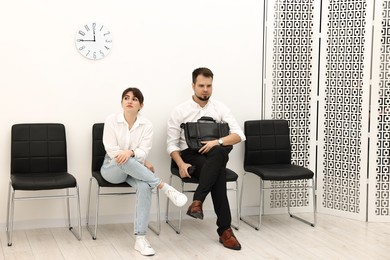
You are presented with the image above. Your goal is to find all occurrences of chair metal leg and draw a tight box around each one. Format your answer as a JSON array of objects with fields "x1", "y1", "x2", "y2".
[
  {"x1": 165, "y1": 174, "x2": 184, "y2": 234},
  {"x1": 258, "y1": 179, "x2": 264, "y2": 230},
  {"x1": 236, "y1": 180, "x2": 240, "y2": 230},
  {"x1": 231, "y1": 180, "x2": 240, "y2": 230},
  {"x1": 86, "y1": 177, "x2": 93, "y2": 236},
  {"x1": 6, "y1": 182, "x2": 14, "y2": 246},
  {"x1": 313, "y1": 178, "x2": 317, "y2": 226},
  {"x1": 147, "y1": 189, "x2": 161, "y2": 235},
  {"x1": 288, "y1": 179, "x2": 316, "y2": 227},
  {"x1": 165, "y1": 174, "x2": 172, "y2": 223},
  {"x1": 239, "y1": 172, "x2": 245, "y2": 222},
  {"x1": 65, "y1": 187, "x2": 82, "y2": 241},
  {"x1": 287, "y1": 180, "x2": 291, "y2": 215},
  {"x1": 67, "y1": 188, "x2": 71, "y2": 228},
  {"x1": 77, "y1": 185, "x2": 82, "y2": 237},
  {"x1": 240, "y1": 172, "x2": 262, "y2": 230},
  {"x1": 177, "y1": 181, "x2": 185, "y2": 233},
  {"x1": 86, "y1": 179, "x2": 100, "y2": 239}
]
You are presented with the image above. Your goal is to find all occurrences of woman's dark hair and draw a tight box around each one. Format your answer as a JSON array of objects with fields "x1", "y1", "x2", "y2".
[
  {"x1": 192, "y1": 67, "x2": 214, "y2": 83},
  {"x1": 121, "y1": 87, "x2": 144, "y2": 104}
]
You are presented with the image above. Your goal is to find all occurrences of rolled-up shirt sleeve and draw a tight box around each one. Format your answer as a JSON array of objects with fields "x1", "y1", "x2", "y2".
[
  {"x1": 103, "y1": 116, "x2": 122, "y2": 159},
  {"x1": 167, "y1": 109, "x2": 183, "y2": 155},
  {"x1": 133, "y1": 122, "x2": 153, "y2": 163},
  {"x1": 219, "y1": 103, "x2": 246, "y2": 142}
]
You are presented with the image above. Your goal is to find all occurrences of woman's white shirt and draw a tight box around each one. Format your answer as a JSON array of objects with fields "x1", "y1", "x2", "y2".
[{"x1": 103, "y1": 113, "x2": 153, "y2": 164}]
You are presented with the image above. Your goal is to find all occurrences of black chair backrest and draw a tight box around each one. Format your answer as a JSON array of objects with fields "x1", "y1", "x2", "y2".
[
  {"x1": 92, "y1": 123, "x2": 106, "y2": 172},
  {"x1": 11, "y1": 123, "x2": 68, "y2": 174},
  {"x1": 244, "y1": 119, "x2": 291, "y2": 166}
]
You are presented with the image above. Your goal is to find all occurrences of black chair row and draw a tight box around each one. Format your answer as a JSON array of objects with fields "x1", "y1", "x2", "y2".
[{"x1": 6, "y1": 120, "x2": 316, "y2": 246}]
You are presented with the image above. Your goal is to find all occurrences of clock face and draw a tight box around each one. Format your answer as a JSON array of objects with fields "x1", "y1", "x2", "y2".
[{"x1": 75, "y1": 22, "x2": 113, "y2": 60}]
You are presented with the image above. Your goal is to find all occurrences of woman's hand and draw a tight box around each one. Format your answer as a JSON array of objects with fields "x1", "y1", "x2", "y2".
[
  {"x1": 144, "y1": 160, "x2": 155, "y2": 173},
  {"x1": 114, "y1": 150, "x2": 133, "y2": 165}
]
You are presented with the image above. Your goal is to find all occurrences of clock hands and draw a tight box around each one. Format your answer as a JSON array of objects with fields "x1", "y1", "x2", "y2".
[
  {"x1": 77, "y1": 25, "x2": 96, "y2": 42},
  {"x1": 77, "y1": 31, "x2": 96, "y2": 42}
]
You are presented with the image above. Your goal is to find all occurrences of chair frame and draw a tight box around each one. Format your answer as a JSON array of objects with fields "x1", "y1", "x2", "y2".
[
  {"x1": 6, "y1": 184, "x2": 82, "y2": 246},
  {"x1": 240, "y1": 175, "x2": 316, "y2": 230},
  {"x1": 166, "y1": 164, "x2": 240, "y2": 234},
  {"x1": 86, "y1": 123, "x2": 160, "y2": 240},
  {"x1": 240, "y1": 119, "x2": 316, "y2": 230},
  {"x1": 86, "y1": 178, "x2": 161, "y2": 239},
  {"x1": 6, "y1": 123, "x2": 81, "y2": 246}
]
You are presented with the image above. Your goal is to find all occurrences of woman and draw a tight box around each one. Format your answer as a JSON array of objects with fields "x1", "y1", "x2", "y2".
[{"x1": 101, "y1": 87, "x2": 187, "y2": 256}]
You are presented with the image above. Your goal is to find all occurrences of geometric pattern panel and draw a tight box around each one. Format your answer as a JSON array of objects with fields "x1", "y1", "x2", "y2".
[
  {"x1": 270, "y1": 0, "x2": 314, "y2": 208},
  {"x1": 375, "y1": 0, "x2": 390, "y2": 216},
  {"x1": 322, "y1": 0, "x2": 367, "y2": 214}
]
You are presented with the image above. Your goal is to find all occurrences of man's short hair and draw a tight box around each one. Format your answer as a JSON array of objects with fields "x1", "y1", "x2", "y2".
[{"x1": 192, "y1": 67, "x2": 214, "y2": 83}]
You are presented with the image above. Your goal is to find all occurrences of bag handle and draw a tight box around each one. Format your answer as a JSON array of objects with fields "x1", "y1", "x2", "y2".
[
  {"x1": 180, "y1": 116, "x2": 215, "y2": 129},
  {"x1": 197, "y1": 116, "x2": 216, "y2": 123}
]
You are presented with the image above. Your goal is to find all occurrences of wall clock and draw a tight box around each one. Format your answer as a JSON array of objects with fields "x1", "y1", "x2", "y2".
[{"x1": 75, "y1": 22, "x2": 113, "y2": 60}]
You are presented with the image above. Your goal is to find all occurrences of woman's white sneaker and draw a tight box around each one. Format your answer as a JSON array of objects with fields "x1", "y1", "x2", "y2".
[
  {"x1": 166, "y1": 187, "x2": 188, "y2": 207},
  {"x1": 134, "y1": 236, "x2": 155, "y2": 256}
]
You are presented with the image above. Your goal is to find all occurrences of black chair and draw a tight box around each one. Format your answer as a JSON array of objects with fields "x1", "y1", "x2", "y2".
[
  {"x1": 240, "y1": 119, "x2": 316, "y2": 230},
  {"x1": 166, "y1": 160, "x2": 240, "y2": 234},
  {"x1": 7, "y1": 123, "x2": 81, "y2": 246},
  {"x1": 86, "y1": 123, "x2": 160, "y2": 239}
]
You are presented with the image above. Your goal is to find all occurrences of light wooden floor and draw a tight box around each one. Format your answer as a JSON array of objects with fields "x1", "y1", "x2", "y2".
[{"x1": 0, "y1": 213, "x2": 389, "y2": 259}]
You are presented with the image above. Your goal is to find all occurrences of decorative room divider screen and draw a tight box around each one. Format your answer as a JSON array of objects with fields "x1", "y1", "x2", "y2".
[{"x1": 262, "y1": 0, "x2": 390, "y2": 222}]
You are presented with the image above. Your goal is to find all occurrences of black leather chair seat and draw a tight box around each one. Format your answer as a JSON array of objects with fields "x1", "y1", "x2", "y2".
[
  {"x1": 91, "y1": 170, "x2": 130, "y2": 188},
  {"x1": 11, "y1": 172, "x2": 77, "y2": 190},
  {"x1": 244, "y1": 164, "x2": 314, "y2": 181}
]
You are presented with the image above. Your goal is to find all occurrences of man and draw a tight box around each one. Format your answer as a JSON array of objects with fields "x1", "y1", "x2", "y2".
[{"x1": 167, "y1": 67, "x2": 246, "y2": 250}]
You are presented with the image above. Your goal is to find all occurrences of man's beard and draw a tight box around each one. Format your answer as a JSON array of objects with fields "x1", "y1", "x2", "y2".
[{"x1": 196, "y1": 94, "x2": 210, "y2": 101}]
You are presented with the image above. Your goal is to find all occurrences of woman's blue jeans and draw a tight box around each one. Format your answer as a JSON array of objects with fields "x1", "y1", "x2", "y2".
[{"x1": 101, "y1": 155, "x2": 161, "y2": 235}]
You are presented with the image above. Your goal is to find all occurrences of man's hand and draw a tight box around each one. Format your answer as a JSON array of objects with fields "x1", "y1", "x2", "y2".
[
  {"x1": 179, "y1": 163, "x2": 193, "y2": 178},
  {"x1": 198, "y1": 140, "x2": 219, "y2": 154}
]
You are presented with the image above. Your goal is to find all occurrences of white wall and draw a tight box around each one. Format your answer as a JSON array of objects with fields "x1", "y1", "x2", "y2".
[{"x1": 0, "y1": 0, "x2": 262, "y2": 229}]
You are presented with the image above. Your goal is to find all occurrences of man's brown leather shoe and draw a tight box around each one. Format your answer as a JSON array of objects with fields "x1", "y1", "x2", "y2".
[
  {"x1": 219, "y1": 228, "x2": 241, "y2": 250},
  {"x1": 186, "y1": 200, "x2": 203, "y2": 219}
]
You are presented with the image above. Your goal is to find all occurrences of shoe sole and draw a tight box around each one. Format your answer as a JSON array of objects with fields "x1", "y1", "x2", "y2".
[
  {"x1": 186, "y1": 210, "x2": 204, "y2": 220},
  {"x1": 134, "y1": 246, "x2": 155, "y2": 256},
  {"x1": 219, "y1": 239, "x2": 241, "y2": 250}
]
